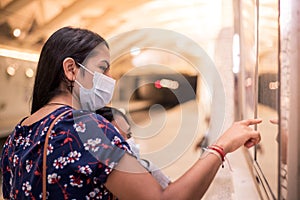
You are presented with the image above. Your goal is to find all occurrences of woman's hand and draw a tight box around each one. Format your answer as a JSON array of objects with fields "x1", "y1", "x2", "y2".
[
  {"x1": 106, "y1": 118, "x2": 262, "y2": 200},
  {"x1": 215, "y1": 119, "x2": 262, "y2": 154}
]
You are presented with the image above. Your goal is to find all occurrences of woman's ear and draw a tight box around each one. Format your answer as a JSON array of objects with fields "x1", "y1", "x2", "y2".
[{"x1": 63, "y1": 57, "x2": 77, "y2": 81}]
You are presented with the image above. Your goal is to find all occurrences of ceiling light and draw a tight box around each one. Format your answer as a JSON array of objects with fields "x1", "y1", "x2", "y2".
[
  {"x1": 130, "y1": 47, "x2": 141, "y2": 56},
  {"x1": 13, "y1": 28, "x2": 21, "y2": 38},
  {"x1": 25, "y1": 68, "x2": 34, "y2": 78},
  {"x1": 6, "y1": 66, "x2": 16, "y2": 76},
  {"x1": 0, "y1": 46, "x2": 39, "y2": 62}
]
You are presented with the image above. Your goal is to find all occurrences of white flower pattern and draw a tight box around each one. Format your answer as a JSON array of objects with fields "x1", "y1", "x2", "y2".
[
  {"x1": 79, "y1": 165, "x2": 93, "y2": 175},
  {"x1": 13, "y1": 154, "x2": 19, "y2": 167},
  {"x1": 69, "y1": 175, "x2": 83, "y2": 188},
  {"x1": 73, "y1": 121, "x2": 86, "y2": 132},
  {"x1": 84, "y1": 138, "x2": 102, "y2": 152},
  {"x1": 25, "y1": 160, "x2": 33, "y2": 173},
  {"x1": 48, "y1": 173, "x2": 61, "y2": 184},
  {"x1": 53, "y1": 156, "x2": 68, "y2": 169},
  {"x1": 1, "y1": 109, "x2": 127, "y2": 199},
  {"x1": 22, "y1": 181, "x2": 32, "y2": 196}
]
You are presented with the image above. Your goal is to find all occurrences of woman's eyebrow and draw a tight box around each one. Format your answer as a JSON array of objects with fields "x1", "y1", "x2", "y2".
[
  {"x1": 101, "y1": 60, "x2": 110, "y2": 68},
  {"x1": 97, "y1": 60, "x2": 110, "y2": 72}
]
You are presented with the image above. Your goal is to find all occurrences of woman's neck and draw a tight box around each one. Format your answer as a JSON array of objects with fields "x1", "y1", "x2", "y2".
[
  {"x1": 49, "y1": 94, "x2": 80, "y2": 110},
  {"x1": 21, "y1": 95, "x2": 74, "y2": 126}
]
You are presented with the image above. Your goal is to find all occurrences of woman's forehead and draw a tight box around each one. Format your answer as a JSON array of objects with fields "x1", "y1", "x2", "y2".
[{"x1": 84, "y1": 44, "x2": 110, "y2": 65}]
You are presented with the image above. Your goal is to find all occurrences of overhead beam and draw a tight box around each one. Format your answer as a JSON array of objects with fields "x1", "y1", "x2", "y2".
[
  {"x1": 0, "y1": 0, "x2": 34, "y2": 24},
  {"x1": 87, "y1": 0, "x2": 150, "y2": 37},
  {"x1": 22, "y1": 0, "x2": 98, "y2": 46},
  {"x1": 11, "y1": 0, "x2": 149, "y2": 49}
]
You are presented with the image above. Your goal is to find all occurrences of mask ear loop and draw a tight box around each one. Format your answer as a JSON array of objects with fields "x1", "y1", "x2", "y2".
[
  {"x1": 77, "y1": 62, "x2": 94, "y2": 75},
  {"x1": 74, "y1": 62, "x2": 90, "y2": 89},
  {"x1": 74, "y1": 79, "x2": 84, "y2": 88}
]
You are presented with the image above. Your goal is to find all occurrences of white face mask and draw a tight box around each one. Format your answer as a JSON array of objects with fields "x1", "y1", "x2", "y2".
[{"x1": 75, "y1": 63, "x2": 115, "y2": 111}]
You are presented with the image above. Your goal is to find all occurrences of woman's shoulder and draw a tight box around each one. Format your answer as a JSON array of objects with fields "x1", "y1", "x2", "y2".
[
  {"x1": 70, "y1": 109, "x2": 121, "y2": 138},
  {"x1": 70, "y1": 109, "x2": 115, "y2": 131}
]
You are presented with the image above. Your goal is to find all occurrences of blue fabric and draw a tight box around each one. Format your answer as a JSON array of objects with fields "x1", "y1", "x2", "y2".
[{"x1": 1, "y1": 106, "x2": 130, "y2": 199}]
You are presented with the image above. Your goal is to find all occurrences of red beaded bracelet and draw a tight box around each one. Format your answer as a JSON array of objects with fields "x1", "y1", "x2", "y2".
[
  {"x1": 210, "y1": 144, "x2": 224, "y2": 151},
  {"x1": 208, "y1": 145, "x2": 225, "y2": 162},
  {"x1": 207, "y1": 145, "x2": 225, "y2": 168}
]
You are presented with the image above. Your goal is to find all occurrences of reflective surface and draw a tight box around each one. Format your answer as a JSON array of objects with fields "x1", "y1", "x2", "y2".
[
  {"x1": 256, "y1": 0, "x2": 279, "y2": 198},
  {"x1": 237, "y1": 0, "x2": 280, "y2": 199}
]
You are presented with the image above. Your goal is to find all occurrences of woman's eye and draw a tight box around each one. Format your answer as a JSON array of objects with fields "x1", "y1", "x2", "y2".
[{"x1": 99, "y1": 66, "x2": 108, "y2": 72}]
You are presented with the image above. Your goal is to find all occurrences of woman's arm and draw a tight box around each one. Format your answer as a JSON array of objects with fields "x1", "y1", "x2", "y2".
[{"x1": 105, "y1": 118, "x2": 262, "y2": 200}]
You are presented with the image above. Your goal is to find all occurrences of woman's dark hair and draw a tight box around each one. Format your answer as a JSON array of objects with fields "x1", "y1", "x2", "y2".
[
  {"x1": 96, "y1": 106, "x2": 130, "y2": 125},
  {"x1": 31, "y1": 26, "x2": 109, "y2": 114}
]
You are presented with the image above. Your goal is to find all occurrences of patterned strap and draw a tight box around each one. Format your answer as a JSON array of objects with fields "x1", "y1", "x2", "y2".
[{"x1": 42, "y1": 110, "x2": 71, "y2": 200}]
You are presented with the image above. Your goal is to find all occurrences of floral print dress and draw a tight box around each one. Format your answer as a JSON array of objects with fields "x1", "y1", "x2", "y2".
[{"x1": 1, "y1": 106, "x2": 131, "y2": 199}]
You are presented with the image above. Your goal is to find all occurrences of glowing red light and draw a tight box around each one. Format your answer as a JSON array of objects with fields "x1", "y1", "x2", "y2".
[{"x1": 154, "y1": 80, "x2": 162, "y2": 89}]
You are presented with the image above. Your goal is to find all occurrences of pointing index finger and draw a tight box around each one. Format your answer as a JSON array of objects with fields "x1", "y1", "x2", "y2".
[{"x1": 241, "y1": 118, "x2": 262, "y2": 126}]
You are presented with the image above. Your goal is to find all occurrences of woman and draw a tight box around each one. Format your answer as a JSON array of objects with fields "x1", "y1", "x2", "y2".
[{"x1": 1, "y1": 26, "x2": 262, "y2": 200}]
